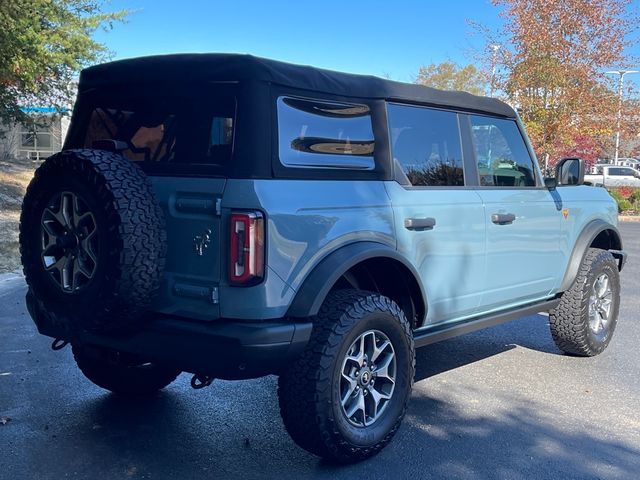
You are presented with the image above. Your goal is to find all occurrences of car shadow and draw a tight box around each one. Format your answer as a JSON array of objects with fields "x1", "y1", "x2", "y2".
[
  {"x1": 415, "y1": 313, "x2": 561, "y2": 381},
  {"x1": 12, "y1": 313, "x2": 638, "y2": 480}
]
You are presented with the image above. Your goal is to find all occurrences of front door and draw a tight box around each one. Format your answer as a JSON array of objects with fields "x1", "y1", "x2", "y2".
[{"x1": 468, "y1": 114, "x2": 562, "y2": 312}]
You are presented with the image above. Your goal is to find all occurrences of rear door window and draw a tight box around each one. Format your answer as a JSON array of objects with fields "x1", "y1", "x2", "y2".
[{"x1": 387, "y1": 103, "x2": 464, "y2": 187}]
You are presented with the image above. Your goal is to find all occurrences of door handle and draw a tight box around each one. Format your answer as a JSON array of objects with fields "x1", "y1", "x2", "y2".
[
  {"x1": 491, "y1": 213, "x2": 516, "y2": 225},
  {"x1": 404, "y1": 217, "x2": 436, "y2": 230}
]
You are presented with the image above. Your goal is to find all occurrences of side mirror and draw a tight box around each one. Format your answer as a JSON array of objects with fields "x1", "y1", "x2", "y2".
[
  {"x1": 544, "y1": 177, "x2": 557, "y2": 189},
  {"x1": 555, "y1": 157, "x2": 585, "y2": 186}
]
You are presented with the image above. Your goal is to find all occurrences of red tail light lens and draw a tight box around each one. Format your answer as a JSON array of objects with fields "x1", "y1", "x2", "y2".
[{"x1": 229, "y1": 211, "x2": 264, "y2": 285}]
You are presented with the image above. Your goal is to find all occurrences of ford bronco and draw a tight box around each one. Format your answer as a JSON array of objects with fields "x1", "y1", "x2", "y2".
[{"x1": 20, "y1": 54, "x2": 626, "y2": 462}]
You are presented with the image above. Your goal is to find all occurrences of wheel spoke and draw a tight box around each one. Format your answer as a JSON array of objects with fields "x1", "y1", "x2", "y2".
[
  {"x1": 597, "y1": 275, "x2": 609, "y2": 298},
  {"x1": 371, "y1": 339, "x2": 390, "y2": 364},
  {"x1": 75, "y1": 256, "x2": 93, "y2": 279},
  {"x1": 60, "y1": 193, "x2": 74, "y2": 229},
  {"x1": 61, "y1": 254, "x2": 73, "y2": 291},
  {"x1": 374, "y1": 354, "x2": 395, "y2": 383},
  {"x1": 368, "y1": 386, "x2": 391, "y2": 420},
  {"x1": 344, "y1": 389, "x2": 365, "y2": 419},
  {"x1": 341, "y1": 373, "x2": 358, "y2": 407}
]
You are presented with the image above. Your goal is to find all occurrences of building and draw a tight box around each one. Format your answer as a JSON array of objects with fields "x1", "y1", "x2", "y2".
[{"x1": 0, "y1": 107, "x2": 69, "y2": 160}]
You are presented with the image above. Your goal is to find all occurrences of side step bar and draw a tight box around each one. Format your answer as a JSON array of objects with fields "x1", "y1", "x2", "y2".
[{"x1": 414, "y1": 298, "x2": 561, "y2": 348}]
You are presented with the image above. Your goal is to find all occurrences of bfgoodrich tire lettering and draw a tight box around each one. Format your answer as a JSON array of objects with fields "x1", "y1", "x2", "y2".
[
  {"x1": 20, "y1": 149, "x2": 166, "y2": 332},
  {"x1": 278, "y1": 290, "x2": 415, "y2": 463},
  {"x1": 549, "y1": 248, "x2": 620, "y2": 356}
]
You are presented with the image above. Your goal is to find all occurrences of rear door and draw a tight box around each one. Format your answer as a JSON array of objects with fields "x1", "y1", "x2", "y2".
[
  {"x1": 79, "y1": 84, "x2": 237, "y2": 320},
  {"x1": 468, "y1": 115, "x2": 563, "y2": 312},
  {"x1": 385, "y1": 103, "x2": 486, "y2": 325}
]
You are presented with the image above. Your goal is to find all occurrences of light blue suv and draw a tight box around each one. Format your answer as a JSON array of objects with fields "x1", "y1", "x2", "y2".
[{"x1": 20, "y1": 54, "x2": 626, "y2": 462}]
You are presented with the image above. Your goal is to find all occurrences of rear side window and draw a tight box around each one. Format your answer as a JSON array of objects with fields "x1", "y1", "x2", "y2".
[
  {"x1": 82, "y1": 88, "x2": 235, "y2": 167},
  {"x1": 469, "y1": 116, "x2": 537, "y2": 187},
  {"x1": 277, "y1": 97, "x2": 375, "y2": 170},
  {"x1": 608, "y1": 167, "x2": 636, "y2": 176},
  {"x1": 387, "y1": 103, "x2": 464, "y2": 187}
]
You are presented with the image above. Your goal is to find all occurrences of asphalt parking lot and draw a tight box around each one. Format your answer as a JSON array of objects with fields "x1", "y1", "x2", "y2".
[{"x1": 1, "y1": 222, "x2": 639, "y2": 480}]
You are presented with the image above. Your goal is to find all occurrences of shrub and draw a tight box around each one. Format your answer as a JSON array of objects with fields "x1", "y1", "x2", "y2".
[
  {"x1": 617, "y1": 199, "x2": 632, "y2": 213},
  {"x1": 630, "y1": 189, "x2": 640, "y2": 204},
  {"x1": 617, "y1": 186, "x2": 634, "y2": 199},
  {"x1": 609, "y1": 189, "x2": 624, "y2": 203}
]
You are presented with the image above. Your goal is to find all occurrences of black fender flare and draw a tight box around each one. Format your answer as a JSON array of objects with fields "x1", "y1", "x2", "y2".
[
  {"x1": 286, "y1": 241, "x2": 427, "y2": 319},
  {"x1": 559, "y1": 219, "x2": 624, "y2": 292}
]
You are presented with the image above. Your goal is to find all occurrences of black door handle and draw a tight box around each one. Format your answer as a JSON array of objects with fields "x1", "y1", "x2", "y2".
[
  {"x1": 404, "y1": 217, "x2": 436, "y2": 230},
  {"x1": 491, "y1": 213, "x2": 516, "y2": 225}
]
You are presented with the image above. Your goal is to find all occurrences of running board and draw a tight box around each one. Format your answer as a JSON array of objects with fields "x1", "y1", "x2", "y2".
[{"x1": 413, "y1": 298, "x2": 561, "y2": 348}]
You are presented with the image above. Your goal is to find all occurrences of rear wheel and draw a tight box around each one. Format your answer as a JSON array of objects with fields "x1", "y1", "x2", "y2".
[
  {"x1": 72, "y1": 345, "x2": 180, "y2": 397},
  {"x1": 278, "y1": 290, "x2": 414, "y2": 463},
  {"x1": 549, "y1": 248, "x2": 620, "y2": 356}
]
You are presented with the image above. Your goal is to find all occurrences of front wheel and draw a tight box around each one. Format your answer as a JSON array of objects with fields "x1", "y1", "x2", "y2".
[
  {"x1": 278, "y1": 290, "x2": 414, "y2": 463},
  {"x1": 549, "y1": 248, "x2": 621, "y2": 356}
]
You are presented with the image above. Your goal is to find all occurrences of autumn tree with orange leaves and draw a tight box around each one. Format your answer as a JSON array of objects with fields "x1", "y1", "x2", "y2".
[{"x1": 479, "y1": 0, "x2": 639, "y2": 168}]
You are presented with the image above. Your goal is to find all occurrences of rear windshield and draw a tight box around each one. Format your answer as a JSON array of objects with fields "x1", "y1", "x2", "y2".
[{"x1": 76, "y1": 85, "x2": 236, "y2": 170}]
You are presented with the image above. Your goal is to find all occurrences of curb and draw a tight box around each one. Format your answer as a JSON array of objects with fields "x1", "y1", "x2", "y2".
[{"x1": 619, "y1": 216, "x2": 640, "y2": 222}]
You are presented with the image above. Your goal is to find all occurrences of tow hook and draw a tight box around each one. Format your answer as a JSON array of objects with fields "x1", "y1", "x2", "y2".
[
  {"x1": 190, "y1": 373, "x2": 214, "y2": 389},
  {"x1": 51, "y1": 338, "x2": 69, "y2": 351}
]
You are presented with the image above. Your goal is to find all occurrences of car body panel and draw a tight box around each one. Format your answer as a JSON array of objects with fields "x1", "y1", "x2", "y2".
[
  {"x1": 474, "y1": 188, "x2": 563, "y2": 310},
  {"x1": 219, "y1": 179, "x2": 395, "y2": 319},
  {"x1": 384, "y1": 182, "x2": 487, "y2": 324}
]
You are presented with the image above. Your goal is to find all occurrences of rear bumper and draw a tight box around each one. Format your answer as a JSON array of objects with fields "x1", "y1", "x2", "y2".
[{"x1": 29, "y1": 299, "x2": 312, "y2": 380}]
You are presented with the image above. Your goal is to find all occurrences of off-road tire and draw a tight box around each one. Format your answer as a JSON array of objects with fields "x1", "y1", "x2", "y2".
[
  {"x1": 20, "y1": 149, "x2": 166, "y2": 333},
  {"x1": 549, "y1": 248, "x2": 620, "y2": 356},
  {"x1": 72, "y1": 344, "x2": 180, "y2": 396},
  {"x1": 278, "y1": 290, "x2": 414, "y2": 463}
]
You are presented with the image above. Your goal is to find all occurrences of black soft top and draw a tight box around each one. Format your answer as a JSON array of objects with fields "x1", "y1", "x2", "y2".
[{"x1": 79, "y1": 53, "x2": 516, "y2": 118}]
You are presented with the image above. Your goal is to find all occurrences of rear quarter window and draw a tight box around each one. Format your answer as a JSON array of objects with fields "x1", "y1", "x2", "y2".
[{"x1": 277, "y1": 96, "x2": 375, "y2": 170}]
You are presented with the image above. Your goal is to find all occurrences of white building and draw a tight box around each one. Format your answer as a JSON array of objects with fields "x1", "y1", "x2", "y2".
[{"x1": 0, "y1": 108, "x2": 70, "y2": 160}]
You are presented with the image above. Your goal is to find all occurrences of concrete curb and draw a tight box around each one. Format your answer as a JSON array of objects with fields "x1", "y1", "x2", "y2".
[{"x1": 619, "y1": 216, "x2": 640, "y2": 222}]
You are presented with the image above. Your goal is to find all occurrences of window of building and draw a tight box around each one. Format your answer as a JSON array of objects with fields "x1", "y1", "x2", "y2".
[
  {"x1": 19, "y1": 125, "x2": 55, "y2": 160},
  {"x1": 469, "y1": 116, "x2": 537, "y2": 187},
  {"x1": 387, "y1": 103, "x2": 464, "y2": 187},
  {"x1": 277, "y1": 97, "x2": 375, "y2": 170}
]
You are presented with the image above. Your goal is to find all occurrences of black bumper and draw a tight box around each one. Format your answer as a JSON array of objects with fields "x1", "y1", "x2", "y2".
[{"x1": 30, "y1": 302, "x2": 312, "y2": 380}]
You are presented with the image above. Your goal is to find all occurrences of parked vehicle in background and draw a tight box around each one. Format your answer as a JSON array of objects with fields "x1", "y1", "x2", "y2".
[
  {"x1": 584, "y1": 165, "x2": 640, "y2": 187},
  {"x1": 19, "y1": 54, "x2": 626, "y2": 463}
]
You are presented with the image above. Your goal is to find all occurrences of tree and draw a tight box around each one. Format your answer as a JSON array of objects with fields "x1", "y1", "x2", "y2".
[
  {"x1": 0, "y1": 0, "x2": 127, "y2": 125},
  {"x1": 415, "y1": 62, "x2": 488, "y2": 96},
  {"x1": 477, "y1": 0, "x2": 638, "y2": 167}
]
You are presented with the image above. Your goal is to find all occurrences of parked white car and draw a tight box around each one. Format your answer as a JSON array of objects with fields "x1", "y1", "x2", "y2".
[{"x1": 585, "y1": 165, "x2": 640, "y2": 187}]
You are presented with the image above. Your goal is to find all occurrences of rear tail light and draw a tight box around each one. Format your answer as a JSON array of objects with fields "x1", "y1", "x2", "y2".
[{"x1": 229, "y1": 211, "x2": 264, "y2": 285}]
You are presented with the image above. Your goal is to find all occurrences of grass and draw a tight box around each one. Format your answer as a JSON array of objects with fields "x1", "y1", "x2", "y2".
[{"x1": 0, "y1": 157, "x2": 38, "y2": 273}]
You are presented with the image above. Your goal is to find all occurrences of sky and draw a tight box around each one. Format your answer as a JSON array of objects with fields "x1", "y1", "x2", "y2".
[{"x1": 94, "y1": 0, "x2": 640, "y2": 88}]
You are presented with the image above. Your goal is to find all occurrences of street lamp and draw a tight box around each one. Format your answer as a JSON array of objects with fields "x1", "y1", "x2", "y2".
[
  {"x1": 489, "y1": 44, "x2": 501, "y2": 97},
  {"x1": 606, "y1": 69, "x2": 638, "y2": 163}
]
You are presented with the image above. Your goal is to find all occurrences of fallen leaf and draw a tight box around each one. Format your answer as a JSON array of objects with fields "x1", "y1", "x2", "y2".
[{"x1": 0, "y1": 416, "x2": 11, "y2": 425}]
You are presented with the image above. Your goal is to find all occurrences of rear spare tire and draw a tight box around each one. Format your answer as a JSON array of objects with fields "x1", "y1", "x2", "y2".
[{"x1": 20, "y1": 149, "x2": 166, "y2": 332}]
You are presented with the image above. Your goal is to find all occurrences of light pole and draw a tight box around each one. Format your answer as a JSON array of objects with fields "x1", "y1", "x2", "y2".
[
  {"x1": 489, "y1": 44, "x2": 501, "y2": 97},
  {"x1": 606, "y1": 69, "x2": 638, "y2": 163}
]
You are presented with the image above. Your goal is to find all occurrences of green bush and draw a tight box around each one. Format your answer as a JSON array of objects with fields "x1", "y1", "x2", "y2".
[
  {"x1": 630, "y1": 189, "x2": 640, "y2": 204},
  {"x1": 617, "y1": 199, "x2": 632, "y2": 213},
  {"x1": 609, "y1": 189, "x2": 624, "y2": 203}
]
